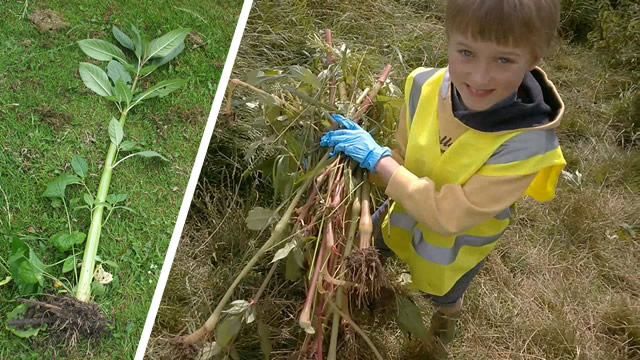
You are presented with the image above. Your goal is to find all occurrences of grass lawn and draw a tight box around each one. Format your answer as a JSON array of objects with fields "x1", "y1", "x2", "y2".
[
  {"x1": 146, "y1": 0, "x2": 639, "y2": 359},
  {"x1": 0, "y1": 0, "x2": 243, "y2": 358}
]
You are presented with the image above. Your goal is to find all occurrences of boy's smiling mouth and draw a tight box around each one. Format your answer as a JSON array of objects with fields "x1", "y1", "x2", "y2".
[{"x1": 465, "y1": 83, "x2": 495, "y2": 98}]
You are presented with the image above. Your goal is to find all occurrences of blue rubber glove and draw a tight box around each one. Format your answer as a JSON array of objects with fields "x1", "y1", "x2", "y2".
[{"x1": 320, "y1": 114, "x2": 391, "y2": 172}]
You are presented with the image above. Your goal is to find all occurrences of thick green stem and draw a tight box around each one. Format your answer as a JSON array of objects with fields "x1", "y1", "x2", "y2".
[{"x1": 75, "y1": 111, "x2": 127, "y2": 302}]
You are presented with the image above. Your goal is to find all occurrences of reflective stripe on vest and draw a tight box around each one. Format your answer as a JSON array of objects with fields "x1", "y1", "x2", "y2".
[
  {"x1": 408, "y1": 68, "x2": 440, "y2": 123},
  {"x1": 391, "y1": 209, "x2": 509, "y2": 265},
  {"x1": 487, "y1": 129, "x2": 559, "y2": 165}
]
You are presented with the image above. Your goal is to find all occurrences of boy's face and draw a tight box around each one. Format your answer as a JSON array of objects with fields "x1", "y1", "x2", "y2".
[{"x1": 447, "y1": 32, "x2": 538, "y2": 111}]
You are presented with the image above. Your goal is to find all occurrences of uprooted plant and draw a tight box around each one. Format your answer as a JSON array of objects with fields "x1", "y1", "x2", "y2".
[
  {"x1": 5, "y1": 24, "x2": 189, "y2": 344},
  {"x1": 170, "y1": 29, "x2": 420, "y2": 360}
]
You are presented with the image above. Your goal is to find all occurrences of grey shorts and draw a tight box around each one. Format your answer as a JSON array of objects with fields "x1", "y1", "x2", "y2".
[{"x1": 372, "y1": 200, "x2": 483, "y2": 308}]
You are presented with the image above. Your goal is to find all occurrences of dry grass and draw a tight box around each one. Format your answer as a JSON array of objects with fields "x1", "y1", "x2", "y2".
[{"x1": 146, "y1": 0, "x2": 640, "y2": 359}]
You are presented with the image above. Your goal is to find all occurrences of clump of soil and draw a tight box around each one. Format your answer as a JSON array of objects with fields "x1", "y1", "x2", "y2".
[
  {"x1": 38, "y1": 108, "x2": 71, "y2": 130},
  {"x1": 8, "y1": 296, "x2": 109, "y2": 345},
  {"x1": 187, "y1": 32, "x2": 205, "y2": 49},
  {"x1": 347, "y1": 247, "x2": 386, "y2": 307},
  {"x1": 28, "y1": 9, "x2": 71, "y2": 33}
]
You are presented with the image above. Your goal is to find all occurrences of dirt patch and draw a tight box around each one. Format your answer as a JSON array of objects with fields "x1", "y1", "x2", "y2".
[
  {"x1": 38, "y1": 108, "x2": 71, "y2": 130},
  {"x1": 171, "y1": 106, "x2": 207, "y2": 124},
  {"x1": 187, "y1": 32, "x2": 205, "y2": 49},
  {"x1": 8, "y1": 296, "x2": 109, "y2": 346},
  {"x1": 28, "y1": 9, "x2": 71, "y2": 33},
  {"x1": 103, "y1": 3, "x2": 117, "y2": 23}
]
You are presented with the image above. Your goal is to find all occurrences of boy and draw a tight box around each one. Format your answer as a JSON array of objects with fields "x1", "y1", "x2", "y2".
[{"x1": 320, "y1": 0, "x2": 565, "y2": 357}]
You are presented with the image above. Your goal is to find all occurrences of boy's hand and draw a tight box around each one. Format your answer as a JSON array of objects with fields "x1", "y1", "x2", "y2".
[{"x1": 320, "y1": 114, "x2": 391, "y2": 172}]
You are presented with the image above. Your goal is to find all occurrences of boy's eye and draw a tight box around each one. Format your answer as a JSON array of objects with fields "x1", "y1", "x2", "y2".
[
  {"x1": 497, "y1": 57, "x2": 513, "y2": 64},
  {"x1": 459, "y1": 49, "x2": 472, "y2": 57}
]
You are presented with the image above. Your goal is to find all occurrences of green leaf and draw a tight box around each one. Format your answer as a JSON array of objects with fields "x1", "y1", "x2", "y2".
[
  {"x1": 151, "y1": 42, "x2": 184, "y2": 67},
  {"x1": 62, "y1": 256, "x2": 75, "y2": 273},
  {"x1": 215, "y1": 314, "x2": 242, "y2": 347},
  {"x1": 78, "y1": 39, "x2": 127, "y2": 63},
  {"x1": 42, "y1": 173, "x2": 81, "y2": 199},
  {"x1": 112, "y1": 25, "x2": 134, "y2": 50},
  {"x1": 106, "y1": 193, "x2": 128, "y2": 204},
  {"x1": 91, "y1": 281, "x2": 105, "y2": 296},
  {"x1": 18, "y1": 261, "x2": 40, "y2": 284},
  {"x1": 107, "y1": 60, "x2": 132, "y2": 85},
  {"x1": 245, "y1": 207, "x2": 279, "y2": 231},
  {"x1": 273, "y1": 154, "x2": 297, "y2": 200},
  {"x1": 114, "y1": 78, "x2": 132, "y2": 105},
  {"x1": 79, "y1": 62, "x2": 112, "y2": 97},
  {"x1": 109, "y1": 117, "x2": 123, "y2": 147},
  {"x1": 123, "y1": 62, "x2": 137, "y2": 73},
  {"x1": 272, "y1": 239, "x2": 296, "y2": 263},
  {"x1": 83, "y1": 193, "x2": 94, "y2": 207},
  {"x1": 139, "y1": 64, "x2": 158, "y2": 76},
  {"x1": 0, "y1": 276, "x2": 11, "y2": 286},
  {"x1": 257, "y1": 320, "x2": 272, "y2": 360},
  {"x1": 229, "y1": 347, "x2": 240, "y2": 360},
  {"x1": 118, "y1": 140, "x2": 137, "y2": 152},
  {"x1": 255, "y1": 92, "x2": 279, "y2": 107},
  {"x1": 131, "y1": 79, "x2": 186, "y2": 107},
  {"x1": 395, "y1": 295, "x2": 429, "y2": 342},
  {"x1": 289, "y1": 65, "x2": 320, "y2": 89},
  {"x1": 130, "y1": 24, "x2": 142, "y2": 58},
  {"x1": 8, "y1": 238, "x2": 38, "y2": 294},
  {"x1": 285, "y1": 250, "x2": 302, "y2": 281},
  {"x1": 71, "y1": 155, "x2": 88, "y2": 179},
  {"x1": 50, "y1": 231, "x2": 86, "y2": 252},
  {"x1": 6, "y1": 304, "x2": 43, "y2": 338},
  {"x1": 19, "y1": 249, "x2": 45, "y2": 286},
  {"x1": 147, "y1": 28, "x2": 190, "y2": 59},
  {"x1": 130, "y1": 150, "x2": 168, "y2": 161}
]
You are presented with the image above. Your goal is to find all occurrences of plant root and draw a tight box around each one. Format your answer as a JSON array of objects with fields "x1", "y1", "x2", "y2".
[
  {"x1": 168, "y1": 336, "x2": 200, "y2": 360},
  {"x1": 9, "y1": 296, "x2": 109, "y2": 346},
  {"x1": 347, "y1": 247, "x2": 386, "y2": 307}
]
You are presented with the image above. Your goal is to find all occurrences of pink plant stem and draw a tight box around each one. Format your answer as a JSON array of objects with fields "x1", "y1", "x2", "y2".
[
  {"x1": 352, "y1": 64, "x2": 392, "y2": 123},
  {"x1": 299, "y1": 223, "x2": 329, "y2": 331},
  {"x1": 314, "y1": 296, "x2": 325, "y2": 360}
]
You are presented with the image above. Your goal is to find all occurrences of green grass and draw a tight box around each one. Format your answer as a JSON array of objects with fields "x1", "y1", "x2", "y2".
[{"x1": 0, "y1": 0, "x2": 243, "y2": 358}]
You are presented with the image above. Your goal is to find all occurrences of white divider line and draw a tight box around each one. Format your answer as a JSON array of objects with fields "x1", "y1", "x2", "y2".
[{"x1": 134, "y1": 1, "x2": 254, "y2": 358}]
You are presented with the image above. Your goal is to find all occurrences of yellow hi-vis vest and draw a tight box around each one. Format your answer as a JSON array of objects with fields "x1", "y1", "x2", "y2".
[{"x1": 381, "y1": 67, "x2": 566, "y2": 296}]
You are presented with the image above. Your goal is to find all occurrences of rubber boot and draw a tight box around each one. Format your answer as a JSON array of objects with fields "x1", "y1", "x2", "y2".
[{"x1": 425, "y1": 305, "x2": 461, "y2": 359}]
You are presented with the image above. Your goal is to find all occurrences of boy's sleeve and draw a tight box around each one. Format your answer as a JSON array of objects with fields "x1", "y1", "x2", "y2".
[
  {"x1": 385, "y1": 168, "x2": 537, "y2": 237},
  {"x1": 369, "y1": 105, "x2": 408, "y2": 187}
]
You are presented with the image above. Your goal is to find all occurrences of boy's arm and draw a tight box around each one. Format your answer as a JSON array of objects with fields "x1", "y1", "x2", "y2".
[
  {"x1": 369, "y1": 105, "x2": 408, "y2": 187},
  {"x1": 375, "y1": 156, "x2": 536, "y2": 236}
]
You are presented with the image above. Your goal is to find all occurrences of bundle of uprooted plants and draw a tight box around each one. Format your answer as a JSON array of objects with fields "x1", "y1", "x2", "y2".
[{"x1": 175, "y1": 30, "x2": 403, "y2": 360}]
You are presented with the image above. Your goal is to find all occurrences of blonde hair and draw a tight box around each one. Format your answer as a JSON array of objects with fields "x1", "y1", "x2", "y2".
[{"x1": 445, "y1": 0, "x2": 560, "y2": 59}]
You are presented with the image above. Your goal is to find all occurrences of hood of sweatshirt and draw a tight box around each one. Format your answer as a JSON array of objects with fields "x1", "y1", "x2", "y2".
[{"x1": 449, "y1": 67, "x2": 564, "y2": 133}]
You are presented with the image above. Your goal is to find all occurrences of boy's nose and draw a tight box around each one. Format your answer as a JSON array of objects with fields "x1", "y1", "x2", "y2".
[{"x1": 469, "y1": 62, "x2": 492, "y2": 87}]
